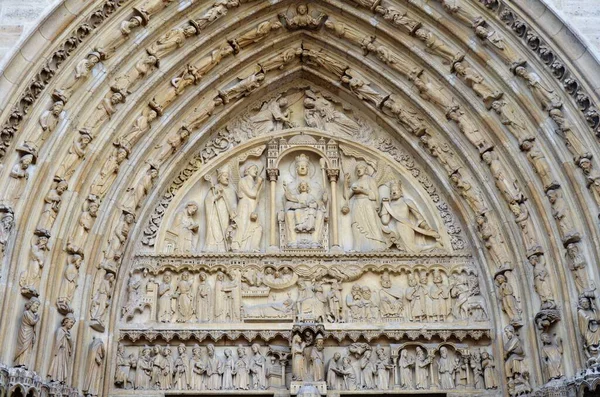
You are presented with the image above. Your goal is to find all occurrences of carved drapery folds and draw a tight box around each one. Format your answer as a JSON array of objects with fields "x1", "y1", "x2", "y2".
[{"x1": 2, "y1": 0, "x2": 600, "y2": 396}]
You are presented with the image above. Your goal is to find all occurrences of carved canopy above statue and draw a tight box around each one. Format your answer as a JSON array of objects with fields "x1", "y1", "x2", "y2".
[{"x1": 0, "y1": 0, "x2": 600, "y2": 396}]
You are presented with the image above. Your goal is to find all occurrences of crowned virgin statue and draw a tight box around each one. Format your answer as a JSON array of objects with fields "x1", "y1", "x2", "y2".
[{"x1": 283, "y1": 154, "x2": 328, "y2": 248}]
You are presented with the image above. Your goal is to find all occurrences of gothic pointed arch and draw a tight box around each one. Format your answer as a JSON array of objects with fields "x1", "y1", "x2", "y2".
[{"x1": 0, "y1": 0, "x2": 599, "y2": 396}]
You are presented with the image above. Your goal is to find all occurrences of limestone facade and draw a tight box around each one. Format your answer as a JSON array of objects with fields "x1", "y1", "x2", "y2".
[{"x1": 0, "y1": 0, "x2": 600, "y2": 396}]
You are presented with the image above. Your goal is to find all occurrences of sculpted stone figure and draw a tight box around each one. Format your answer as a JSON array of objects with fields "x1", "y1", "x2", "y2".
[
  {"x1": 370, "y1": 44, "x2": 421, "y2": 78},
  {"x1": 398, "y1": 349, "x2": 414, "y2": 389},
  {"x1": 121, "y1": 166, "x2": 158, "y2": 214},
  {"x1": 414, "y1": 28, "x2": 464, "y2": 64},
  {"x1": 325, "y1": 20, "x2": 374, "y2": 54},
  {"x1": 30, "y1": 100, "x2": 64, "y2": 149},
  {"x1": 359, "y1": 349, "x2": 376, "y2": 389},
  {"x1": 222, "y1": 348, "x2": 234, "y2": 390},
  {"x1": 475, "y1": 25, "x2": 526, "y2": 67},
  {"x1": 509, "y1": 202, "x2": 541, "y2": 256},
  {"x1": 83, "y1": 88, "x2": 127, "y2": 132},
  {"x1": 514, "y1": 66, "x2": 562, "y2": 111},
  {"x1": 189, "y1": 345, "x2": 204, "y2": 390},
  {"x1": 57, "y1": 51, "x2": 102, "y2": 98},
  {"x1": 173, "y1": 344, "x2": 190, "y2": 390},
  {"x1": 304, "y1": 91, "x2": 361, "y2": 137},
  {"x1": 175, "y1": 271, "x2": 195, "y2": 322},
  {"x1": 232, "y1": 164, "x2": 264, "y2": 252},
  {"x1": 481, "y1": 351, "x2": 498, "y2": 389},
  {"x1": 528, "y1": 254, "x2": 556, "y2": 310},
  {"x1": 90, "y1": 272, "x2": 115, "y2": 329},
  {"x1": 48, "y1": 313, "x2": 76, "y2": 383},
  {"x1": 215, "y1": 271, "x2": 239, "y2": 321},
  {"x1": 283, "y1": 154, "x2": 327, "y2": 248},
  {"x1": 171, "y1": 202, "x2": 199, "y2": 253},
  {"x1": 437, "y1": 346, "x2": 455, "y2": 388},
  {"x1": 540, "y1": 333, "x2": 563, "y2": 380},
  {"x1": 379, "y1": 272, "x2": 403, "y2": 318},
  {"x1": 476, "y1": 214, "x2": 511, "y2": 270},
  {"x1": 19, "y1": 230, "x2": 50, "y2": 297},
  {"x1": 292, "y1": 334, "x2": 307, "y2": 381},
  {"x1": 327, "y1": 352, "x2": 342, "y2": 389},
  {"x1": 3, "y1": 152, "x2": 34, "y2": 205},
  {"x1": 415, "y1": 347, "x2": 432, "y2": 389},
  {"x1": 374, "y1": 346, "x2": 392, "y2": 389},
  {"x1": 190, "y1": 0, "x2": 239, "y2": 32},
  {"x1": 380, "y1": 180, "x2": 441, "y2": 252},
  {"x1": 420, "y1": 134, "x2": 460, "y2": 175},
  {"x1": 453, "y1": 62, "x2": 502, "y2": 106},
  {"x1": 117, "y1": 108, "x2": 158, "y2": 150},
  {"x1": 566, "y1": 243, "x2": 589, "y2": 292},
  {"x1": 503, "y1": 325, "x2": 529, "y2": 393},
  {"x1": 147, "y1": 25, "x2": 197, "y2": 59},
  {"x1": 196, "y1": 272, "x2": 212, "y2": 322},
  {"x1": 520, "y1": 140, "x2": 559, "y2": 191},
  {"x1": 152, "y1": 126, "x2": 191, "y2": 166},
  {"x1": 495, "y1": 273, "x2": 522, "y2": 326},
  {"x1": 229, "y1": 18, "x2": 282, "y2": 50},
  {"x1": 429, "y1": 270, "x2": 450, "y2": 321},
  {"x1": 344, "y1": 162, "x2": 386, "y2": 251},
  {"x1": 37, "y1": 178, "x2": 68, "y2": 232},
  {"x1": 446, "y1": 107, "x2": 493, "y2": 153},
  {"x1": 90, "y1": 145, "x2": 129, "y2": 197},
  {"x1": 249, "y1": 97, "x2": 294, "y2": 136},
  {"x1": 57, "y1": 252, "x2": 83, "y2": 313},
  {"x1": 342, "y1": 69, "x2": 387, "y2": 107},
  {"x1": 578, "y1": 157, "x2": 600, "y2": 207},
  {"x1": 375, "y1": 5, "x2": 420, "y2": 33},
  {"x1": 302, "y1": 48, "x2": 348, "y2": 78},
  {"x1": 450, "y1": 172, "x2": 488, "y2": 214},
  {"x1": 279, "y1": 4, "x2": 326, "y2": 30},
  {"x1": 0, "y1": 207, "x2": 14, "y2": 257},
  {"x1": 135, "y1": 346, "x2": 153, "y2": 389},
  {"x1": 56, "y1": 129, "x2": 93, "y2": 179},
  {"x1": 158, "y1": 271, "x2": 174, "y2": 322},
  {"x1": 83, "y1": 338, "x2": 105, "y2": 396},
  {"x1": 250, "y1": 344, "x2": 267, "y2": 389},
  {"x1": 260, "y1": 47, "x2": 302, "y2": 72},
  {"x1": 335, "y1": 356, "x2": 358, "y2": 390},
  {"x1": 482, "y1": 150, "x2": 523, "y2": 204},
  {"x1": 13, "y1": 297, "x2": 41, "y2": 368},
  {"x1": 578, "y1": 294, "x2": 600, "y2": 360},
  {"x1": 219, "y1": 70, "x2": 265, "y2": 104},
  {"x1": 412, "y1": 73, "x2": 454, "y2": 112},
  {"x1": 546, "y1": 188, "x2": 580, "y2": 245},
  {"x1": 491, "y1": 100, "x2": 534, "y2": 143},
  {"x1": 101, "y1": 212, "x2": 134, "y2": 273},
  {"x1": 235, "y1": 345, "x2": 250, "y2": 390},
  {"x1": 204, "y1": 167, "x2": 238, "y2": 252},
  {"x1": 205, "y1": 344, "x2": 222, "y2": 390},
  {"x1": 383, "y1": 96, "x2": 426, "y2": 136}
]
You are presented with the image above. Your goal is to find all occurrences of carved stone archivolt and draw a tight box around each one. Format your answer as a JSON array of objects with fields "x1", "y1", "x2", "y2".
[{"x1": 1, "y1": 0, "x2": 600, "y2": 396}]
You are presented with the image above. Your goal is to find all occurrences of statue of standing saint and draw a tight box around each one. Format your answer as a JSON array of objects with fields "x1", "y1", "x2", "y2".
[
  {"x1": 204, "y1": 167, "x2": 238, "y2": 252},
  {"x1": 283, "y1": 154, "x2": 328, "y2": 249},
  {"x1": 231, "y1": 164, "x2": 264, "y2": 252}
]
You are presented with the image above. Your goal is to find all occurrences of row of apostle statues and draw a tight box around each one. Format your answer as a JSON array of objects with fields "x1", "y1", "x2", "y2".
[
  {"x1": 167, "y1": 149, "x2": 442, "y2": 253},
  {"x1": 114, "y1": 343, "x2": 276, "y2": 391},
  {"x1": 113, "y1": 341, "x2": 498, "y2": 392},
  {"x1": 121, "y1": 268, "x2": 489, "y2": 324}
]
